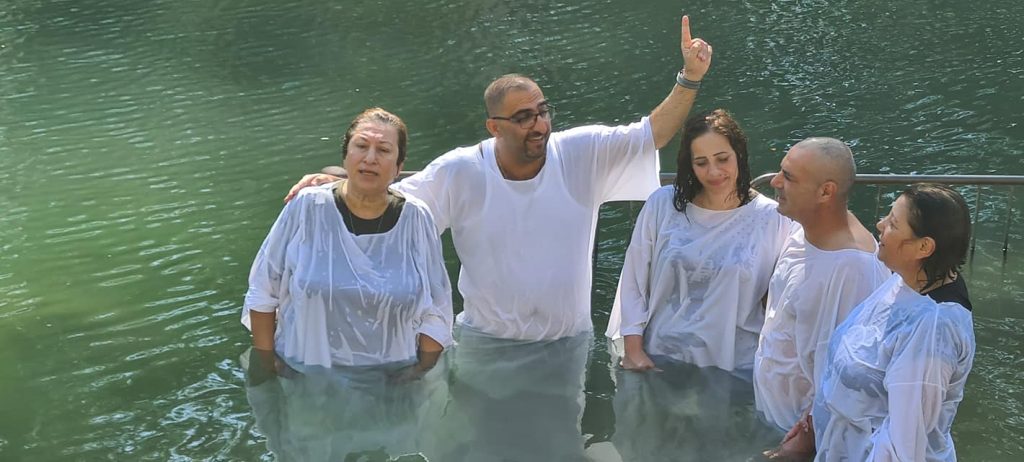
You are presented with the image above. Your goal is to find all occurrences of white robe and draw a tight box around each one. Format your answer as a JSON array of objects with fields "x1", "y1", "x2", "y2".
[
  {"x1": 753, "y1": 226, "x2": 891, "y2": 431},
  {"x1": 606, "y1": 187, "x2": 793, "y2": 371},
  {"x1": 813, "y1": 274, "x2": 975, "y2": 462},
  {"x1": 242, "y1": 184, "x2": 454, "y2": 367},
  {"x1": 395, "y1": 118, "x2": 659, "y2": 341}
]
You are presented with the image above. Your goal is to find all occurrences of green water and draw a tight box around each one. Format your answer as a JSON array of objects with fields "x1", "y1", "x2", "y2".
[{"x1": 1, "y1": 0, "x2": 1022, "y2": 460}]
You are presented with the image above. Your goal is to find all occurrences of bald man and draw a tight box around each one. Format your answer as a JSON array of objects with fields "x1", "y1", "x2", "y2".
[{"x1": 754, "y1": 138, "x2": 891, "y2": 458}]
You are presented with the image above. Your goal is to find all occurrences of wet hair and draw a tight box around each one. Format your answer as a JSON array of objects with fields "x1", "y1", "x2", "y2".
[
  {"x1": 900, "y1": 183, "x2": 972, "y2": 289},
  {"x1": 484, "y1": 74, "x2": 538, "y2": 117},
  {"x1": 341, "y1": 107, "x2": 408, "y2": 166},
  {"x1": 673, "y1": 109, "x2": 753, "y2": 212}
]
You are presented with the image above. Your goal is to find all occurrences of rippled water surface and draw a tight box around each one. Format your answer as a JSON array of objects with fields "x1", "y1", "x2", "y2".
[{"x1": 2, "y1": 0, "x2": 1023, "y2": 460}]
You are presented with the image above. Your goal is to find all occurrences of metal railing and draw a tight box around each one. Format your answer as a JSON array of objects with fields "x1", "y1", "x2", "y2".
[
  {"x1": 658, "y1": 172, "x2": 1024, "y2": 253},
  {"x1": 351, "y1": 168, "x2": 1024, "y2": 254}
]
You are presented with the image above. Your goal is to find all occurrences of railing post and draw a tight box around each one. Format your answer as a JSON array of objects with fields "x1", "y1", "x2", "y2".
[
  {"x1": 971, "y1": 186, "x2": 982, "y2": 253},
  {"x1": 874, "y1": 186, "x2": 883, "y2": 221},
  {"x1": 1004, "y1": 186, "x2": 1014, "y2": 253}
]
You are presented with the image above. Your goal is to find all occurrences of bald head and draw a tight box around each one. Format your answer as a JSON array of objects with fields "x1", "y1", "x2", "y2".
[
  {"x1": 484, "y1": 74, "x2": 539, "y2": 116},
  {"x1": 792, "y1": 137, "x2": 856, "y2": 199}
]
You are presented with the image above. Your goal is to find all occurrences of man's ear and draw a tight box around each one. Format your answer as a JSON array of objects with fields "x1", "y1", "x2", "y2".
[
  {"x1": 485, "y1": 119, "x2": 501, "y2": 138},
  {"x1": 819, "y1": 181, "x2": 838, "y2": 203}
]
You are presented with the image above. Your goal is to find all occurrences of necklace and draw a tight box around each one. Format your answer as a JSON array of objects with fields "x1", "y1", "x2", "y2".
[{"x1": 335, "y1": 181, "x2": 387, "y2": 235}]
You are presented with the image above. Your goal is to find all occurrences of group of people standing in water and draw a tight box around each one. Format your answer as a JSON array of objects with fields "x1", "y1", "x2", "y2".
[{"x1": 242, "y1": 15, "x2": 975, "y2": 461}]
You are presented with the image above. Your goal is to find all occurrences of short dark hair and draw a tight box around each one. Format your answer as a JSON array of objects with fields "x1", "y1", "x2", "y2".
[
  {"x1": 900, "y1": 183, "x2": 972, "y2": 289},
  {"x1": 342, "y1": 107, "x2": 408, "y2": 166},
  {"x1": 673, "y1": 109, "x2": 753, "y2": 212},
  {"x1": 484, "y1": 74, "x2": 538, "y2": 116}
]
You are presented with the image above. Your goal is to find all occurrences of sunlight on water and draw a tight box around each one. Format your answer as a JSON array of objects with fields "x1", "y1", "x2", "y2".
[{"x1": 1, "y1": 0, "x2": 1023, "y2": 460}]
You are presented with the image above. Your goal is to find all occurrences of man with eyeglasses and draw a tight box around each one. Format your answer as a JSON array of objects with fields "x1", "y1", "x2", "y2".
[{"x1": 286, "y1": 16, "x2": 713, "y2": 343}]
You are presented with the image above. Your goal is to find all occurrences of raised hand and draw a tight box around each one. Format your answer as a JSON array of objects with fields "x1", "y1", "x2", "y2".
[{"x1": 681, "y1": 15, "x2": 713, "y2": 82}]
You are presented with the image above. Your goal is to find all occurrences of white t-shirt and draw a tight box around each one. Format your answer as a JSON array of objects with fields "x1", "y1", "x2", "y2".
[
  {"x1": 242, "y1": 184, "x2": 454, "y2": 367},
  {"x1": 395, "y1": 117, "x2": 659, "y2": 341},
  {"x1": 605, "y1": 187, "x2": 793, "y2": 371},
  {"x1": 753, "y1": 225, "x2": 891, "y2": 431},
  {"x1": 813, "y1": 273, "x2": 974, "y2": 462}
]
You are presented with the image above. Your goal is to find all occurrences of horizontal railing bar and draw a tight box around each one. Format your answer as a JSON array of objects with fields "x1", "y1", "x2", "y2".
[
  {"x1": 347, "y1": 168, "x2": 1024, "y2": 189},
  {"x1": 745, "y1": 173, "x2": 1024, "y2": 188}
]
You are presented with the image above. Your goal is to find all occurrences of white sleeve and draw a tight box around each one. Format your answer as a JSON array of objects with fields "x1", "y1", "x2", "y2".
[
  {"x1": 393, "y1": 152, "x2": 459, "y2": 235},
  {"x1": 241, "y1": 198, "x2": 303, "y2": 329},
  {"x1": 411, "y1": 203, "x2": 455, "y2": 348},
  {"x1": 557, "y1": 117, "x2": 660, "y2": 205},
  {"x1": 867, "y1": 311, "x2": 965, "y2": 461},
  {"x1": 611, "y1": 191, "x2": 660, "y2": 337}
]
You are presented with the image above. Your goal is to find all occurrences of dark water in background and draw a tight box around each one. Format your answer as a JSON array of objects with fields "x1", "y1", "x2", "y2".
[{"x1": 1, "y1": 0, "x2": 1022, "y2": 459}]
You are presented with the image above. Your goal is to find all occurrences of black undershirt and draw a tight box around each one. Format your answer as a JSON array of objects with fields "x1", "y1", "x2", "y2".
[
  {"x1": 332, "y1": 182, "x2": 405, "y2": 235},
  {"x1": 923, "y1": 274, "x2": 973, "y2": 312}
]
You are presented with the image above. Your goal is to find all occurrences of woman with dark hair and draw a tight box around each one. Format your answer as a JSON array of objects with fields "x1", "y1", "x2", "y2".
[
  {"x1": 812, "y1": 184, "x2": 975, "y2": 460},
  {"x1": 606, "y1": 109, "x2": 792, "y2": 372},
  {"x1": 242, "y1": 107, "x2": 453, "y2": 375}
]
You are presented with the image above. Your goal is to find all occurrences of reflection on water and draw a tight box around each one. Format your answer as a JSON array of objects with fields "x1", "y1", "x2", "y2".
[
  {"x1": 610, "y1": 353, "x2": 780, "y2": 462},
  {"x1": 2, "y1": 0, "x2": 1024, "y2": 459},
  {"x1": 243, "y1": 349, "x2": 446, "y2": 461},
  {"x1": 436, "y1": 329, "x2": 591, "y2": 462}
]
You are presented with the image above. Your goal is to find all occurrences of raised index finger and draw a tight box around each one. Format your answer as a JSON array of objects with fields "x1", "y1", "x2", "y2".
[{"x1": 682, "y1": 14, "x2": 692, "y2": 48}]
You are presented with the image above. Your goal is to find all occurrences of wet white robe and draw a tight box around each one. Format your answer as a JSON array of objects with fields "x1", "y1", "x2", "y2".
[
  {"x1": 242, "y1": 184, "x2": 454, "y2": 367},
  {"x1": 813, "y1": 273, "x2": 975, "y2": 461},
  {"x1": 605, "y1": 187, "x2": 792, "y2": 371},
  {"x1": 396, "y1": 118, "x2": 659, "y2": 341},
  {"x1": 753, "y1": 226, "x2": 891, "y2": 431}
]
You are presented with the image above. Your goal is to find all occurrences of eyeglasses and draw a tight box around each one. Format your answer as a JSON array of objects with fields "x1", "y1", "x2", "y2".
[{"x1": 489, "y1": 106, "x2": 556, "y2": 129}]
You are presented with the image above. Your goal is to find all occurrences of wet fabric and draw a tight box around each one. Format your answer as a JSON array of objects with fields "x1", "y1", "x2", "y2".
[
  {"x1": 606, "y1": 188, "x2": 792, "y2": 371},
  {"x1": 395, "y1": 118, "x2": 659, "y2": 341},
  {"x1": 431, "y1": 328, "x2": 592, "y2": 462},
  {"x1": 332, "y1": 181, "x2": 406, "y2": 235},
  {"x1": 242, "y1": 184, "x2": 453, "y2": 367},
  {"x1": 242, "y1": 348, "x2": 448, "y2": 461},
  {"x1": 753, "y1": 226, "x2": 891, "y2": 431},
  {"x1": 813, "y1": 273, "x2": 975, "y2": 461},
  {"x1": 607, "y1": 348, "x2": 782, "y2": 462}
]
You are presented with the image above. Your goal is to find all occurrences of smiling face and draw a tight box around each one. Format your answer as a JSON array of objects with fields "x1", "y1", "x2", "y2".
[
  {"x1": 770, "y1": 146, "x2": 821, "y2": 221},
  {"x1": 487, "y1": 82, "x2": 552, "y2": 162},
  {"x1": 342, "y1": 121, "x2": 402, "y2": 194},
  {"x1": 690, "y1": 132, "x2": 740, "y2": 196},
  {"x1": 876, "y1": 195, "x2": 928, "y2": 275}
]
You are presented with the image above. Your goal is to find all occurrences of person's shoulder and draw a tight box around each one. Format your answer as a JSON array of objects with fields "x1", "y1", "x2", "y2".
[
  {"x1": 900, "y1": 297, "x2": 975, "y2": 349},
  {"x1": 931, "y1": 299, "x2": 974, "y2": 329},
  {"x1": 646, "y1": 184, "x2": 676, "y2": 203},
  {"x1": 750, "y1": 193, "x2": 779, "y2": 209},
  {"x1": 399, "y1": 192, "x2": 442, "y2": 227},
  {"x1": 746, "y1": 194, "x2": 787, "y2": 220},
  {"x1": 400, "y1": 192, "x2": 431, "y2": 215},
  {"x1": 830, "y1": 248, "x2": 887, "y2": 275},
  {"x1": 402, "y1": 144, "x2": 485, "y2": 188},
  {"x1": 423, "y1": 144, "x2": 483, "y2": 169},
  {"x1": 550, "y1": 117, "x2": 650, "y2": 142},
  {"x1": 293, "y1": 182, "x2": 335, "y2": 204}
]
